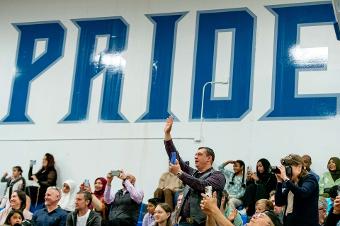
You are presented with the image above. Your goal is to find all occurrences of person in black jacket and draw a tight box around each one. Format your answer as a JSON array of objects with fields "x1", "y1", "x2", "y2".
[
  {"x1": 275, "y1": 154, "x2": 319, "y2": 226},
  {"x1": 28, "y1": 153, "x2": 57, "y2": 210},
  {"x1": 243, "y1": 158, "x2": 277, "y2": 216},
  {"x1": 66, "y1": 191, "x2": 101, "y2": 226}
]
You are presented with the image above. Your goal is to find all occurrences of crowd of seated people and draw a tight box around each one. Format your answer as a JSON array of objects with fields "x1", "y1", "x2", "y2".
[
  {"x1": 0, "y1": 154, "x2": 339, "y2": 226},
  {"x1": 0, "y1": 118, "x2": 339, "y2": 226}
]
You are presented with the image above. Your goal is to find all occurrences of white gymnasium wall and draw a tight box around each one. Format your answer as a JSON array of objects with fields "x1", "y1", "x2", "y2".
[{"x1": 0, "y1": 0, "x2": 339, "y2": 200}]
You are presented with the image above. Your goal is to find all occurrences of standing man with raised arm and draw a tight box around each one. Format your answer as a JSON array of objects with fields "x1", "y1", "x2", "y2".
[{"x1": 164, "y1": 116, "x2": 226, "y2": 226}]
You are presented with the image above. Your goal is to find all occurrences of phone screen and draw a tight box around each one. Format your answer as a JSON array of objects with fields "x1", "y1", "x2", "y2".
[
  {"x1": 111, "y1": 170, "x2": 121, "y2": 177},
  {"x1": 170, "y1": 152, "x2": 176, "y2": 164}
]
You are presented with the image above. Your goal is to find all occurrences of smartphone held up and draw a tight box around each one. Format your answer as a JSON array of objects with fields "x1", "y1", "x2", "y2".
[{"x1": 170, "y1": 152, "x2": 177, "y2": 165}]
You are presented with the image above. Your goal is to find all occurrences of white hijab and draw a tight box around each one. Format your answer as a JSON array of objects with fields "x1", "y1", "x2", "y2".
[{"x1": 58, "y1": 179, "x2": 77, "y2": 211}]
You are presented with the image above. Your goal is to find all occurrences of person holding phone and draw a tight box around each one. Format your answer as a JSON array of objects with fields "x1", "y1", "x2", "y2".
[
  {"x1": 243, "y1": 158, "x2": 277, "y2": 217},
  {"x1": 274, "y1": 154, "x2": 319, "y2": 226},
  {"x1": 28, "y1": 153, "x2": 57, "y2": 211},
  {"x1": 104, "y1": 170, "x2": 144, "y2": 226},
  {"x1": 164, "y1": 116, "x2": 226, "y2": 226},
  {"x1": 81, "y1": 177, "x2": 108, "y2": 221}
]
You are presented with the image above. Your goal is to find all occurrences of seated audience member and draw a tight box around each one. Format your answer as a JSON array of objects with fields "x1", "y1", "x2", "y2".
[
  {"x1": 4, "y1": 209, "x2": 25, "y2": 226},
  {"x1": 269, "y1": 191, "x2": 284, "y2": 224},
  {"x1": 142, "y1": 198, "x2": 159, "y2": 226},
  {"x1": 0, "y1": 191, "x2": 32, "y2": 224},
  {"x1": 200, "y1": 192, "x2": 282, "y2": 226},
  {"x1": 66, "y1": 191, "x2": 101, "y2": 226},
  {"x1": 154, "y1": 171, "x2": 183, "y2": 210},
  {"x1": 104, "y1": 170, "x2": 144, "y2": 226},
  {"x1": 1, "y1": 166, "x2": 26, "y2": 208},
  {"x1": 324, "y1": 194, "x2": 340, "y2": 226},
  {"x1": 28, "y1": 153, "x2": 57, "y2": 210},
  {"x1": 243, "y1": 158, "x2": 277, "y2": 216},
  {"x1": 170, "y1": 192, "x2": 183, "y2": 226},
  {"x1": 255, "y1": 199, "x2": 274, "y2": 214},
  {"x1": 32, "y1": 186, "x2": 68, "y2": 226},
  {"x1": 302, "y1": 155, "x2": 320, "y2": 181},
  {"x1": 58, "y1": 180, "x2": 77, "y2": 212},
  {"x1": 219, "y1": 192, "x2": 243, "y2": 226},
  {"x1": 153, "y1": 203, "x2": 172, "y2": 226},
  {"x1": 319, "y1": 157, "x2": 340, "y2": 197},
  {"x1": 319, "y1": 197, "x2": 328, "y2": 226},
  {"x1": 81, "y1": 177, "x2": 108, "y2": 220},
  {"x1": 275, "y1": 154, "x2": 319, "y2": 226},
  {"x1": 218, "y1": 160, "x2": 246, "y2": 209}
]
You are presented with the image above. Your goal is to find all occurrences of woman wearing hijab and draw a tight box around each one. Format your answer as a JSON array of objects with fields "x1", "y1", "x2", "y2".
[
  {"x1": 81, "y1": 177, "x2": 108, "y2": 220},
  {"x1": 243, "y1": 158, "x2": 277, "y2": 216},
  {"x1": 319, "y1": 157, "x2": 340, "y2": 196},
  {"x1": 58, "y1": 180, "x2": 77, "y2": 212}
]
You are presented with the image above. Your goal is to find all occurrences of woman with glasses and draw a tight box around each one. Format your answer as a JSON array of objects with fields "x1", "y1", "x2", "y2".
[{"x1": 274, "y1": 154, "x2": 319, "y2": 226}]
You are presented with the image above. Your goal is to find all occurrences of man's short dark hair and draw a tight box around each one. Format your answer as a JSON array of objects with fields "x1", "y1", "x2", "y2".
[
  {"x1": 148, "y1": 197, "x2": 160, "y2": 207},
  {"x1": 198, "y1": 147, "x2": 215, "y2": 162},
  {"x1": 77, "y1": 191, "x2": 92, "y2": 205}
]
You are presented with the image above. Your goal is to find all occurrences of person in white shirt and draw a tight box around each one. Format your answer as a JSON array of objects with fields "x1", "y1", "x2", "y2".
[{"x1": 66, "y1": 191, "x2": 101, "y2": 226}]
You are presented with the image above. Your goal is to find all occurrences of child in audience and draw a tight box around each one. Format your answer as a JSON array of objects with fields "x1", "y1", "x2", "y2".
[
  {"x1": 218, "y1": 160, "x2": 246, "y2": 209},
  {"x1": 153, "y1": 203, "x2": 172, "y2": 226},
  {"x1": 219, "y1": 191, "x2": 243, "y2": 226},
  {"x1": 58, "y1": 179, "x2": 77, "y2": 212},
  {"x1": 4, "y1": 209, "x2": 24, "y2": 226},
  {"x1": 0, "y1": 166, "x2": 26, "y2": 208},
  {"x1": 142, "y1": 198, "x2": 159, "y2": 226},
  {"x1": 255, "y1": 199, "x2": 274, "y2": 214}
]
